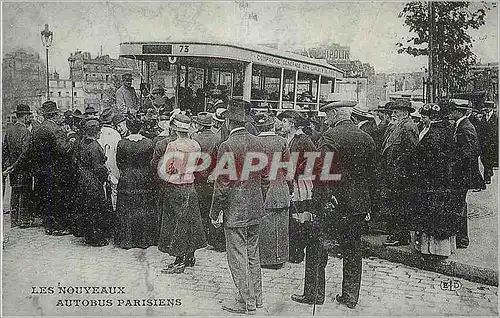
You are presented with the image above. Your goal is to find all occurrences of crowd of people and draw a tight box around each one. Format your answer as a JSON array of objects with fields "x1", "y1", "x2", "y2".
[
  {"x1": 352, "y1": 99, "x2": 498, "y2": 256},
  {"x1": 2, "y1": 80, "x2": 498, "y2": 314}
]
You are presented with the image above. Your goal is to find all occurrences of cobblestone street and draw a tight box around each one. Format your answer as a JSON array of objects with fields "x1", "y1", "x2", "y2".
[{"x1": 2, "y1": 216, "x2": 498, "y2": 317}]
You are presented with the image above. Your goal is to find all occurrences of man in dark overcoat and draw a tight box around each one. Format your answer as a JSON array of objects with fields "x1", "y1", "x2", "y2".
[
  {"x1": 448, "y1": 100, "x2": 484, "y2": 248},
  {"x1": 192, "y1": 112, "x2": 225, "y2": 251},
  {"x1": 370, "y1": 103, "x2": 392, "y2": 154},
  {"x1": 2, "y1": 104, "x2": 33, "y2": 227},
  {"x1": 369, "y1": 103, "x2": 393, "y2": 227},
  {"x1": 210, "y1": 99, "x2": 267, "y2": 315},
  {"x1": 481, "y1": 106, "x2": 498, "y2": 184},
  {"x1": 291, "y1": 100, "x2": 375, "y2": 309},
  {"x1": 379, "y1": 100, "x2": 419, "y2": 246},
  {"x1": 6, "y1": 101, "x2": 76, "y2": 235}
]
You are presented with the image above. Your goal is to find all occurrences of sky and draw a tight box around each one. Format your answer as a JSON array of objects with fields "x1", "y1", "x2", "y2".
[{"x1": 2, "y1": 1, "x2": 498, "y2": 79}]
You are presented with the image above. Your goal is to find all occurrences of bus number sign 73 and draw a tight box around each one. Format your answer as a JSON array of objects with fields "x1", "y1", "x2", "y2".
[{"x1": 179, "y1": 45, "x2": 189, "y2": 53}]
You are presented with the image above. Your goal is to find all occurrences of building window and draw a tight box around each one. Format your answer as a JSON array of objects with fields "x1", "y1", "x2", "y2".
[
  {"x1": 50, "y1": 91, "x2": 53, "y2": 97},
  {"x1": 74, "y1": 92, "x2": 77, "y2": 97},
  {"x1": 106, "y1": 75, "x2": 109, "y2": 81},
  {"x1": 58, "y1": 92, "x2": 61, "y2": 97},
  {"x1": 85, "y1": 74, "x2": 88, "y2": 81},
  {"x1": 72, "y1": 81, "x2": 75, "y2": 87}
]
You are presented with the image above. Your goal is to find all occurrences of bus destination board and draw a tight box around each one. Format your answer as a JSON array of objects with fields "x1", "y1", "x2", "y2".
[{"x1": 142, "y1": 44, "x2": 172, "y2": 54}]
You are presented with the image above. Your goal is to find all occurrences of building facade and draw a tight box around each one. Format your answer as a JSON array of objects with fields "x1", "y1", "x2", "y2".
[
  {"x1": 2, "y1": 48, "x2": 46, "y2": 119},
  {"x1": 48, "y1": 71, "x2": 85, "y2": 112},
  {"x1": 68, "y1": 51, "x2": 140, "y2": 112}
]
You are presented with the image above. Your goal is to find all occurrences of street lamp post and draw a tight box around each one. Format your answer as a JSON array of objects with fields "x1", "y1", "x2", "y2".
[
  {"x1": 41, "y1": 24, "x2": 53, "y2": 101},
  {"x1": 68, "y1": 54, "x2": 76, "y2": 111}
]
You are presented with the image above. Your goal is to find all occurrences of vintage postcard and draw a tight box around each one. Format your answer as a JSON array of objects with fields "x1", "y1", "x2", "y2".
[{"x1": 2, "y1": 1, "x2": 498, "y2": 317}]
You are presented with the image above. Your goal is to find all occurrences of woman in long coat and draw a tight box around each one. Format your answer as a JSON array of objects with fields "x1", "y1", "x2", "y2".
[
  {"x1": 256, "y1": 114, "x2": 292, "y2": 269},
  {"x1": 410, "y1": 103, "x2": 457, "y2": 258},
  {"x1": 74, "y1": 118, "x2": 111, "y2": 246},
  {"x1": 114, "y1": 117, "x2": 157, "y2": 249},
  {"x1": 154, "y1": 113, "x2": 206, "y2": 274}
]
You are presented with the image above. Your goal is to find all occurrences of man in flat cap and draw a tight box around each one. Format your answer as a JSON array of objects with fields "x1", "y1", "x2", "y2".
[
  {"x1": 2, "y1": 104, "x2": 34, "y2": 227},
  {"x1": 291, "y1": 100, "x2": 375, "y2": 310},
  {"x1": 379, "y1": 99, "x2": 418, "y2": 246},
  {"x1": 210, "y1": 99, "x2": 267, "y2": 315},
  {"x1": 5, "y1": 101, "x2": 75, "y2": 235},
  {"x1": 116, "y1": 73, "x2": 139, "y2": 114},
  {"x1": 276, "y1": 110, "x2": 317, "y2": 264}
]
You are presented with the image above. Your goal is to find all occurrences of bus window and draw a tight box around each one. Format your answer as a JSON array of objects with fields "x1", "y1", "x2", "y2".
[
  {"x1": 318, "y1": 77, "x2": 334, "y2": 103},
  {"x1": 232, "y1": 66, "x2": 244, "y2": 98},
  {"x1": 219, "y1": 71, "x2": 232, "y2": 96},
  {"x1": 282, "y1": 70, "x2": 296, "y2": 109},
  {"x1": 250, "y1": 64, "x2": 280, "y2": 110},
  {"x1": 296, "y1": 72, "x2": 319, "y2": 111}
]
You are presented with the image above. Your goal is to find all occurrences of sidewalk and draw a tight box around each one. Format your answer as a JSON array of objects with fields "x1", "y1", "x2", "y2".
[
  {"x1": 361, "y1": 173, "x2": 498, "y2": 286},
  {"x1": 2, "y1": 216, "x2": 498, "y2": 316}
]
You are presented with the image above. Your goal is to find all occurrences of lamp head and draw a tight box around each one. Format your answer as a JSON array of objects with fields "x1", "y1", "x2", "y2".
[{"x1": 41, "y1": 24, "x2": 53, "y2": 47}]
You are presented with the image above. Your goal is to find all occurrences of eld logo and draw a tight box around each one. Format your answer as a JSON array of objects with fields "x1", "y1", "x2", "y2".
[{"x1": 440, "y1": 279, "x2": 462, "y2": 291}]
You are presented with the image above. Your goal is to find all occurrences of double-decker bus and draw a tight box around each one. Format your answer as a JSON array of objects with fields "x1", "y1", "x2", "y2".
[{"x1": 119, "y1": 41, "x2": 344, "y2": 113}]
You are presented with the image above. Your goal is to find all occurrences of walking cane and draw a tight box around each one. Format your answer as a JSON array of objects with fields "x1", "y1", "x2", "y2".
[{"x1": 312, "y1": 218, "x2": 323, "y2": 316}]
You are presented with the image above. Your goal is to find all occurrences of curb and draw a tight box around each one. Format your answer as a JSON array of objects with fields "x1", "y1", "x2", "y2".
[{"x1": 360, "y1": 236, "x2": 498, "y2": 286}]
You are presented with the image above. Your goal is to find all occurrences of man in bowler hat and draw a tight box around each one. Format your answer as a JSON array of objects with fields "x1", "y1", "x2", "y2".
[
  {"x1": 447, "y1": 100, "x2": 484, "y2": 248},
  {"x1": 380, "y1": 100, "x2": 419, "y2": 246},
  {"x1": 291, "y1": 100, "x2": 375, "y2": 309},
  {"x1": 2, "y1": 104, "x2": 34, "y2": 227},
  {"x1": 210, "y1": 99, "x2": 267, "y2": 315},
  {"x1": 5, "y1": 101, "x2": 75, "y2": 235}
]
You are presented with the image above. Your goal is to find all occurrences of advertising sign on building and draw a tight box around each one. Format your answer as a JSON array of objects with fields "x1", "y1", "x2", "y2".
[{"x1": 324, "y1": 45, "x2": 350, "y2": 62}]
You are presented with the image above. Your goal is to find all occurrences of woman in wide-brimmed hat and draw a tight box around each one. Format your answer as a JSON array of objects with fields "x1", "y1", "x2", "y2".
[
  {"x1": 156, "y1": 113, "x2": 207, "y2": 274},
  {"x1": 409, "y1": 101, "x2": 458, "y2": 259}
]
